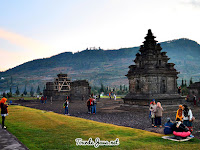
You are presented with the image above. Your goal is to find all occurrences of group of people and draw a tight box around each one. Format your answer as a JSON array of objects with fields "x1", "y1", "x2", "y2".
[
  {"x1": 0, "y1": 97, "x2": 8, "y2": 129},
  {"x1": 149, "y1": 99, "x2": 164, "y2": 127},
  {"x1": 149, "y1": 99, "x2": 195, "y2": 138},
  {"x1": 109, "y1": 92, "x2": 117, "y2": 100},
  {"x1": 87, "y1": 96, "x2": 97, "y2": 114},
  {"x1": 40, "y1": 96, "x2": 47, "y2": 104}
]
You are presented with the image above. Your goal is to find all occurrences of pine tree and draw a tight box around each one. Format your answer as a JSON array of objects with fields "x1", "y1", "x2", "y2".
[
  {"x1": 190, "y1": 77, "x2": 193, "y2": 85},
  {"x1": 100, "y1": 83, "x2": 104, "y2": 92},
  {"x1": 30, "y1": 87, "x2": 34, "y2": 97},
  {"x1": 37, "y1": 85, "x2": 41, "y2": 94},
  {"x1": 185, "y1": 80, "x2": 187, "y2": 87},
  {"x1": 23, "y1": 85, "x2": 27, "y2": 95},
  {"x1": 120, "y1": 85, "x2": 122, "y2": 91},
  {"x1": 10, "y1": 86, "x2": 12, "y2": 94},
  {"x1": 16, "y1": 86, "x2": 20, "y2": 95},
  {"x1": 181, "y1": 78, "x2": 184, "y2": 87}
]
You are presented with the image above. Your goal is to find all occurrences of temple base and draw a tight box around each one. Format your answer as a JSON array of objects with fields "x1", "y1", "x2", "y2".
[{"x1": 123, "y1": 93, "x2": 184, "y2": 105}]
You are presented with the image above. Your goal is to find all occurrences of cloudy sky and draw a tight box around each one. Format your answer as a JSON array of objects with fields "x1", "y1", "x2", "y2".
[{"x1": 0, "y1": 0, "x2": 200, "y2": 71}]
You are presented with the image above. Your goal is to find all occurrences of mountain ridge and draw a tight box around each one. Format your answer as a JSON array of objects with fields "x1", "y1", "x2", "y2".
[{"x1": 0, "y1": 38, "x2": 200, "y2": 92}]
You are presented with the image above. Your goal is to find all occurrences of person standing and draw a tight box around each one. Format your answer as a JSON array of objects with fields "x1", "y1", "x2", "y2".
[
  {"x1": 114, "y1": 94, "x2": 116, "y2": 100},
  {"x1": 178, "y1": 86, "x2": 181, "y2": 95},
  {"x1": 44, "y1": 96, "x2": 47, "y2": 104},
  {"x1": 92, "y1": 98, "x2": 97, "y2": 114},
  {"x1": 176, "y1": 105, "x2": 183, "y2": 121},
  {"x1": 41, "y1": 96, "x2": 44, "y2": 104},
  {"x1": 0, "y1": 97, "x2": 8, "y2": 129},
  {"x1": 154, "y1": 102, "x2": 164, "y2": 127},
  {"x1": 90, "y1": 97, "x2": 94, "y2": 114},
  {"x1": 193, "y1": 95, "x2": 197, "y2": 106},
  {"x1": 87, "y1": 98, "x2": 91, "y2": 114},
  {"x1": 63, "y1": 99, "x2": 69, "y2": 115},
  {"x1": 149, "y1": 99, "x2": 156, "y2": 127},
  {"x1": 182, "y1": 104, "x2": 193, "y2": 132}
]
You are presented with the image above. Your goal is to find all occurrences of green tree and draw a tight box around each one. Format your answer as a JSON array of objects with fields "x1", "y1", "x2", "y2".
[
  {"x1": 100, "y1": 83, "x2": 104, "y2": 92},
  {"x1": 120, "y1": 85, "x2": 122, "y2": 91},
  {"x1": 37, "y1": 85, "x2": 41, "y2": 94},
  {"x1": 184, "y1": 80, "x2": 187, "y2": 87},
  {"x1": 16, "y1": 86, "x2": 20, "y2": 95},
  {"x1": 23, "y1": 85, "x2": 27, "y2": 95},
  {"x1": 181, "y1": 78, "x2": 184, "y2": 87},
  {"x1": 10, "y1": 86, "x2": 12, "y2": 94},
  {"x1": 190, "y1": 77, "x2": 193, "y2": 85},
  {"x1": 30, "y1": 87, "x2": 34, "y2": 97}
]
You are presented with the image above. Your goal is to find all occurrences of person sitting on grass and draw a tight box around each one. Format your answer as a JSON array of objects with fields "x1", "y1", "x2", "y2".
[
  {"x1": 171, "y1": 120, "x2": 193, "y2": 139},
  {"x1": 0, "y1": 97, "x2": 8, "y2": 129},
  {"x1": 164, "y1": 118, "x2": 173, "y2": 135}
]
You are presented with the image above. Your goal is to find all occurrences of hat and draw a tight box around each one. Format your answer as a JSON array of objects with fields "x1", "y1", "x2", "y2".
[
  {"x1": 179, "y1": 105, "x2": 183, "y2": 109},
  {"x1": 167, "y1": 117, "x2": 171, "y2": 122},
  {"x1": 152, "y1": 99, "x2": 155, "y2": 102}
]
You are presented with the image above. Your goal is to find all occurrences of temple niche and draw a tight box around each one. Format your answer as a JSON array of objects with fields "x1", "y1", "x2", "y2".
[{"x1": 124, "y1": 29, "x2": 182, "y2": 105}]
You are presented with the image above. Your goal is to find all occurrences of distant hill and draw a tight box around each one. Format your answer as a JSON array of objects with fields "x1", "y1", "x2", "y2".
[{"x1": 0, "y1": 38, "x2": 200, "y2": 93}]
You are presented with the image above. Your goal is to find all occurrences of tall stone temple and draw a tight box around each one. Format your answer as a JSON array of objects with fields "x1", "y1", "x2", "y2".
[{"x1": 124, "y1": 29, "x2": 182, "y2": 105}]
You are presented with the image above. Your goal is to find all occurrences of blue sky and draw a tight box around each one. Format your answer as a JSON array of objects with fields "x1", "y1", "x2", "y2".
[{"x1": 0, "y1": 0, "x2": 200, "y2": 71}]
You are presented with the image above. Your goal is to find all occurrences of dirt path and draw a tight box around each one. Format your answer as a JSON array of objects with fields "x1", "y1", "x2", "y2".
[{"x1": 16, "y1": 98, "x2": 200, "y2": 139}]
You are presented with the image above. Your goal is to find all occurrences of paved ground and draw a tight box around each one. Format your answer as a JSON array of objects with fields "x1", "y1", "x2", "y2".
[{"x1": 0, "y1": 125, "x2": 29, "y2": 150}]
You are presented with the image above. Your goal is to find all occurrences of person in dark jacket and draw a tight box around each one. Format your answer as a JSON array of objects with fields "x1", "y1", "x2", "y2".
[
  {"x1": 164, "y1": 118, "x2": 173, "y2": 134},
  {"x1": 0, "y1": 97, "x2": 8, "y2": 129},
  {"x1": 63, "y1": 99, "x2": 69, "y2": 115}
]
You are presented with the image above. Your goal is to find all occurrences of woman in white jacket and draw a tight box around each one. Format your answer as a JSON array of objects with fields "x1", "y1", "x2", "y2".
[{"x1": 182, "y1": 104, "x2": 193, "y2": 132}]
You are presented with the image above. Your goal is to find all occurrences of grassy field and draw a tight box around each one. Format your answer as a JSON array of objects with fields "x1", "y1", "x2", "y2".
[
  {"x1": 1, "y1": 105, "x2": 200, "y2": 150},
  {"x1": 4, "y1": 96, "x2": 38, "y2": 101},
  {"x1": 100, "y1": 96, "x2": 123, "y2": 99}
]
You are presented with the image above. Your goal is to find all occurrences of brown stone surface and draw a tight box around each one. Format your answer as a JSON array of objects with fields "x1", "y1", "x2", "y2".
[{"x1": 43, "y1": 73, "x2": 91, "y2": 101}]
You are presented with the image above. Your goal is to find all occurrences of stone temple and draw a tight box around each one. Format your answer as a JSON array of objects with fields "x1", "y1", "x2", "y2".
[
  {"x1": 124, "y1": 29, "x2": 182, "y2": 105},
  {"x1": 43, "y1": 73, "x2": 91, "y2": 100}
]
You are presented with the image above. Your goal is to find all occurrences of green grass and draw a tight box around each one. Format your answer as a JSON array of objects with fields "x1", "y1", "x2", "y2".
[
  {"x1": 101, "y1": 96, "x2": 122, "y2": 99},
  {"x1": 5, "y1": 97, "x2": 38, "y2": 101},
  {"x1": 1, "y1": 106, "x2": 200, "y2": 150}
]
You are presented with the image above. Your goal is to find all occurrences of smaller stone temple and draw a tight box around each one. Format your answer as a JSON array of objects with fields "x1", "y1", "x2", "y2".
[
  {"x1": 188, "y1": 82, "x2": 200, "y2": 101},
  {"x1": 43, "y1": 73, "x2": 91, "y2": 100},
  {"x1": 124, "y1": 29, "x2": 182, "y2": 105}
]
